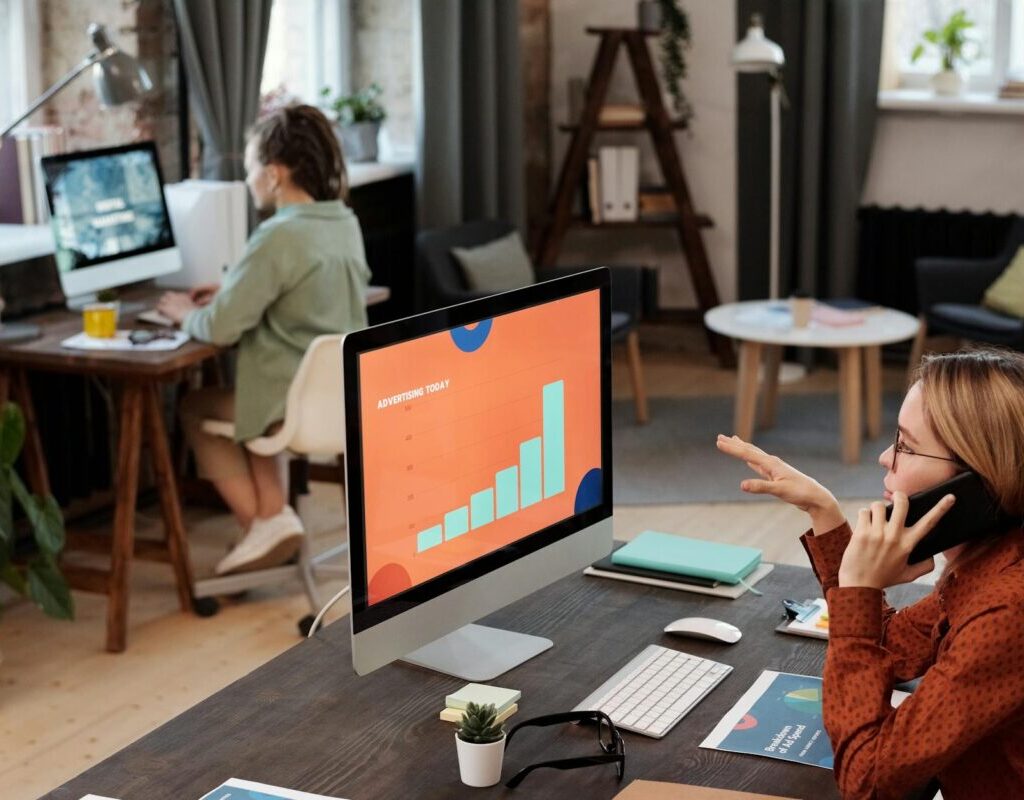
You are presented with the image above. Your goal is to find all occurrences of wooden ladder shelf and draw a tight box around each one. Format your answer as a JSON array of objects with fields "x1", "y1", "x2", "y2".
[{"x1": 534, "y1": 27, "x2": 733, "y2": 367}]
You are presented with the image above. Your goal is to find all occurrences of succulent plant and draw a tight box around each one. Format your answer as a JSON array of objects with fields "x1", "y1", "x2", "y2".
[{"x1": 456, "y1": 702, "x2": 505, "y2": 744}]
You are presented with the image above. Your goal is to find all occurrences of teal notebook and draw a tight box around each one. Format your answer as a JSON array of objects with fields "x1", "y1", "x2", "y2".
[{"x1": 611, "y1": 531, "x2": 762, "y2": 584}]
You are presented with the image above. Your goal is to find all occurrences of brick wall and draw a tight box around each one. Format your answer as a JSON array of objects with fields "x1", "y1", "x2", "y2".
[{"x1": 40, "y1": 0, "x2": 188, "y2": 180}]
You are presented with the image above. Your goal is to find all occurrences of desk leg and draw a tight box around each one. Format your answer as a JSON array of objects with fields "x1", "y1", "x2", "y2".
[
  {"x1": 734, "y1": 340, "x2": 762, "y2": 441},
  {"x1": 143, "y1": 383, "x2": 195, "y2": 613},
  {"x1": 11, "y1": 370, "x2": 52, "y2": 496},
  {"x1": 759, "y1": 344, "x2": 783, "y2": 429},
  {"x1": 108, "y1": 382, "x2": 143, "y2": 653},
  {"x1": 864, "y1": 345, "x2": 882, "y2": 440},
  {"x1": 838, "y1": 348, "x2": 863, "y2": 464}
]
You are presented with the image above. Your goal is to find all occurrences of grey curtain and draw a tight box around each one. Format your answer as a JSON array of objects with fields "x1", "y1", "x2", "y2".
[
  {"x1": 416, "y1": 0, "x2": 524, "y2": 231},
  {"x1": 737, "y1": 0, "x2": 885, "y2": 300},
  {"x1": 173, "y1": 0, "x2": 273, "y2": 180}
]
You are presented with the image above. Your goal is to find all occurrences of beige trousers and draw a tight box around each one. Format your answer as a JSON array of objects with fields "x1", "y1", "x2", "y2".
[{"x1": 180, "y1": 386, "x2": 251, "y2": 481}]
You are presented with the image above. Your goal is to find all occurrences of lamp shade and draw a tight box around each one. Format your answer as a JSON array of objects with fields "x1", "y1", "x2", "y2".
[
  {"x1": 88, "y1": 23, "x2": 153, "y2": 106},
  {"x1": 732, "y1": 14, "x2": 785, "y2": 73}
]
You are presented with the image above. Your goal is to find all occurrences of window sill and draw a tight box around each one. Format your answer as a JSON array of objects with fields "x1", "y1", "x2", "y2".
[{"x1": 878, "y1": 89, "x2": 1024, "y2": 116}]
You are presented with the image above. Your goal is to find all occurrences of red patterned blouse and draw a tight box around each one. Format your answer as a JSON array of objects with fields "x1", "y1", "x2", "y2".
[{"x1": 801, "y1": 523, "x2": 1024, "y2": 800}]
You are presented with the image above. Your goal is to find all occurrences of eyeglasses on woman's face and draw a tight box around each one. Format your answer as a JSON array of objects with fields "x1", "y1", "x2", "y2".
[{"x1": 890, "y1": 428, "x2": 960, "y2": 473}]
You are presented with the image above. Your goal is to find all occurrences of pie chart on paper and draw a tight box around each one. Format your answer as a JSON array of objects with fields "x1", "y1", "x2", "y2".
[{"x1": 783, "y1": 687, "x2": 823, "y2": 716}]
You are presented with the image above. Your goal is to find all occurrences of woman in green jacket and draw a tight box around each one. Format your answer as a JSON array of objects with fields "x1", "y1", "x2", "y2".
[{"x1": 158, "y1": 105, "x2": 369, "y2": 575}]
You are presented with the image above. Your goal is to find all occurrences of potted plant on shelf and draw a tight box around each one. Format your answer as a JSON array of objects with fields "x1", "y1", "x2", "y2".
[
  {"x1": 637, "y1": 0, "x2": 694, "y2": 126},
  {"x1": 0, "y1": 402, "x2": 73, "y2": 626},
  {"x1": 455, "y1": 702, "x2": 506, "y2": 787},
  {"x1": 320, "y1": 83, "x2": 387, "y2": 163},
  {"x1": 911, "y1": 8, "x2": 976, "y2": 96}
]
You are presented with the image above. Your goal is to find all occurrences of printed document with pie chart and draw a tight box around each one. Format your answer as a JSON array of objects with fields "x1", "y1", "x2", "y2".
[
  {"x1": 700, "y1": 670, "x2": 909, "y2": 769},
  {"x1": 357, "y1": 289, "x2": 603, "y2": 605}
]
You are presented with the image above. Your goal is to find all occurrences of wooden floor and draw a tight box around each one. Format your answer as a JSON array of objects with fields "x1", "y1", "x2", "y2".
[{"x1": 1, "y1": 323, "x2": 914, "y2": 798}]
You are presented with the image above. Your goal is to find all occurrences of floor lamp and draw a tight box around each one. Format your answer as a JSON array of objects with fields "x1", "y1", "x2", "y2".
[
  {"x1": 733, "y1": 14, "x2": 806, "y2": 381},
  {"x1": 0, "y1": 23, "x2": 151, "y2": 343}
]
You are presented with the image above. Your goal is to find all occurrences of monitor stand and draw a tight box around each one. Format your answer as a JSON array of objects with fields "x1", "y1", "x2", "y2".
[
  {"x1": 65, "y1": 294, "x2": 147, "y2": 315},
  {"x1": 401, "y1": 623, "x2": 553, "y2": 681}
]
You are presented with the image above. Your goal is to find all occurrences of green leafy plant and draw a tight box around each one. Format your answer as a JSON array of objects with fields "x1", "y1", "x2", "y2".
[
  {"x1": 96, "y1": 288, "x2": 119, "y2": 303},
  {"x1": 911, "y1": 9, "x2": 975, "y2": 71},
  {"x1": 456, "y1": 702, "x2": 505, "y2": 744},
  {"x1": 0, "y1": 403, "x2": 73, "y2": 620},
  {"x1": 319, "y1": 84, "x2": 387, "y2": 125},
  {"x1": 657, "y1": 0, "x2": 694, "y2": 125}
]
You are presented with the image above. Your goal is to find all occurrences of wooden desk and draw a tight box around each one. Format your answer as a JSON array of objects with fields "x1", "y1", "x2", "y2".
[
  {"x1": 46, "y1": 563, "x2": 927, "y2": 799},
  {"x1": 0, "y1": 298, "x2": 221, "y2": 652}
]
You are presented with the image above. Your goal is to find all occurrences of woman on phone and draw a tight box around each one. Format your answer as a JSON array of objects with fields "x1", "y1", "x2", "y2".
[
  {"x1": 157, "y1": 105, "x2": 369, "y2": 575},
  {"x1": 717, "y1": 348, "x2": 1024, "y2": 800}
]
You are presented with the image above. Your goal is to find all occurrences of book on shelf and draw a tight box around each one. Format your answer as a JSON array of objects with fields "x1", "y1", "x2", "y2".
[
  {"x1": 638, "y1": 186, "x2": 676, "y2": 216},
  {"x1": 599, "y1": 103, "x2": 646, "y2": 125}
]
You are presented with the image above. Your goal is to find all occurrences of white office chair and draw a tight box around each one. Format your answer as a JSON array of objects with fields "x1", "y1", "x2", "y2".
[{"x1": 191, "y1": 334, "x2": 349, "y2": 635}]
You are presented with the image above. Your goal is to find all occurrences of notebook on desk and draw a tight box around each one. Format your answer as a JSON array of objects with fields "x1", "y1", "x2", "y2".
[{"x1": 611, "y1": 531, "x2": 762, "y2": 584}]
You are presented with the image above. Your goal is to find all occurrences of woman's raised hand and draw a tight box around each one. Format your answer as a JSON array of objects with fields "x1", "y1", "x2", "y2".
[{"x1": 716, "y1": 434, "x2": 844, "y2": 533}]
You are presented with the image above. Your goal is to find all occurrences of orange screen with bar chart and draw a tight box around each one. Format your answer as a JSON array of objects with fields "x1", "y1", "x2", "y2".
[{"x1": 357, "y1": 289, "x2": 603, "y2": 606}]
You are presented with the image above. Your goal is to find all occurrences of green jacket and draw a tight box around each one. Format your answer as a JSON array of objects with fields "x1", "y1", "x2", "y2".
[{"x1": 182, "y1": 201, "x2": 370, "y2": 442}]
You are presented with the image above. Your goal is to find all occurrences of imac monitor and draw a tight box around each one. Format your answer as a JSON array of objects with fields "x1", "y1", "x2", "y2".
[
  {"x1": 343, "y1": 269, "x2": 613, "y2": 680},
  {"x1": 40, "y1": 142, "x2": 181, "y2": 303}
]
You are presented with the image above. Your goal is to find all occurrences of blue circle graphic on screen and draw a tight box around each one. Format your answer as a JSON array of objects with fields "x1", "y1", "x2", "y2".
[
  {"x1": 574, "y1": 468, "x2": 603, "y2": 513},
  {"x1": 450, "y1": 319, "x2": 493, "y2": 352}
]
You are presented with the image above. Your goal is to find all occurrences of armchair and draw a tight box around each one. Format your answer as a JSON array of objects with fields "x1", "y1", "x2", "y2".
[
  {"x1": 416, "y1": 220, "x2": 650, "y2": 423},
  {"x1": 911, "y1": 217, "x2": 1024, "y2": 369}
]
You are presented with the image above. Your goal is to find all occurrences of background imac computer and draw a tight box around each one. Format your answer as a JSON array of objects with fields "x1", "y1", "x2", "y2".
[
  {"x1": 40, "y1": 141, "x2": 180, "y2": 306},
  {"x1": 343, "y1": 269, "x2": 613, "y2": 681}
]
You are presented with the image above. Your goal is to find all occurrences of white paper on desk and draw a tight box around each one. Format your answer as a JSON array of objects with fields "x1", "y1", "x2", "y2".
[
  {"x1": 61, "y1": 330, "x2": 190, "y2": 351},
  {"x1": 198, "y1": 777, "x2": 349, "y2": 800},
  {"x1": 78, "y1": 795, "x2": 121, "y2": 800}
]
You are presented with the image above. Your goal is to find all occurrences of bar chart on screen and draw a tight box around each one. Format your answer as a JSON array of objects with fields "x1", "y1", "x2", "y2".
[{"x1": 357, "y1": 290, "x2": 602, "y2": 604}]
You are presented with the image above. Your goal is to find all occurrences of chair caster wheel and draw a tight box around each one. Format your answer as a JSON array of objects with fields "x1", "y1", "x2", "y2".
[
  {"x1": 193, "y1": 596, "x2": 220, "y2": 617},
  {"x1": 298, "y1": 614, "x2": 316, "y2": 637}
]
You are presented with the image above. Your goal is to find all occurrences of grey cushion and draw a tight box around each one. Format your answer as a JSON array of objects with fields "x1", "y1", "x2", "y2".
[
  {"x1": 451, "y1": 231, "x2": 535, "y2": 292},
  {"x1": 931, "y1": 303, "x2": 1024, "y2": 335}
]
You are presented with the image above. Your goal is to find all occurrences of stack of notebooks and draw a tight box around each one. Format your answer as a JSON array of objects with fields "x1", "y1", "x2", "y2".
[
  {"x1": 439, "y1": 683, "x2": 520, "y2": 725},
  {"x1": 585, "y1": 531, "x2": 774, "y2": 598}
]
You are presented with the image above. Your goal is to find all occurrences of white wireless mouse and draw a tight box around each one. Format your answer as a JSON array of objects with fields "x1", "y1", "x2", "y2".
[{"x1": 663, "y1": 617, "x2": 742, "y2": 644}]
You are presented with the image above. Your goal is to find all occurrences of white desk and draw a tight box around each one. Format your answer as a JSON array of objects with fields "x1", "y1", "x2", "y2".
[{"x1": 705, "y1": 300, "x2": 920, "y2": 463}]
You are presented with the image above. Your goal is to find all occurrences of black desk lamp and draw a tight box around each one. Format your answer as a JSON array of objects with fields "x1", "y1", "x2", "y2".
[{"x1": 0, "y1": 22, "x2": 152, "y2": 142}]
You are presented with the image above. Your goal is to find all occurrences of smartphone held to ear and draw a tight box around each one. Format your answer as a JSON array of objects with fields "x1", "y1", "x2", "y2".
[{"x1": 887, "y1": 471, "x2": 1014, "y2": 564}]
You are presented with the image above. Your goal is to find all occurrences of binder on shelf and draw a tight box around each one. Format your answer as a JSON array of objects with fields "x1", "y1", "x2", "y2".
[
  {"x1": 618, "y1": 146, "x2": 639, "y2": 222},
  {"x1": 599, "y1": 146, "x2": 623, "y2": 221}
]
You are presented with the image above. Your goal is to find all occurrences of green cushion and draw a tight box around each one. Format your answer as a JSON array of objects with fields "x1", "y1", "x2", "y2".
[
  {"x1": 451, "y1": 231, "x2": 535, "y2": 292},
  {"x1": 983, "y1": 246, "x2": 1024, "y2": 318}
]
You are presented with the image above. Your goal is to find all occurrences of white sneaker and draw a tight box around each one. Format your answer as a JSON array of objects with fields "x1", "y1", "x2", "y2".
[{"x1": 215, "y1": 505, "x2": 305, "y2": 575}]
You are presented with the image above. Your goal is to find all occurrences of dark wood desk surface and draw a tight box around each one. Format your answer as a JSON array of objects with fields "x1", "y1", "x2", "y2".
[
  {"x1": 47, "y1": 563, "x2": 928, "y2": 800},
  {"x1": 0, "y1": 293, "x2": 220, "y2": 379}
]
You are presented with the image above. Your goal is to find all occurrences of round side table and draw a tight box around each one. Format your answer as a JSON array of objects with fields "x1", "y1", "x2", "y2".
[{"x1": 704, "y1": 301, "x2": 920, "y2": 463}]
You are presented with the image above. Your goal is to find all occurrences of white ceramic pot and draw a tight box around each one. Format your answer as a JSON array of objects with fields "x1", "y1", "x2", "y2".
[
  {"x1": 455, "y1": 732, "x2": 506, "y2": 788},
  {"x1": 338, "y1": 121, "x2": 381, "y2": 163},
  {"x1": 931, "y1": 69, "x2": 965, "y2": 96}
]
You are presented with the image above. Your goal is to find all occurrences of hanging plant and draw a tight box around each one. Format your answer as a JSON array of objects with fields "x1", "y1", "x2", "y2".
[{"x1": 657, "y1": 0, "x2": 694, "y2": 125}]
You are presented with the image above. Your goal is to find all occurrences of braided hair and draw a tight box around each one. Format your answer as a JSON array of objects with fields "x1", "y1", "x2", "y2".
[{"x1": 248, "y1": 104, "x2": 349, "y2": 202}]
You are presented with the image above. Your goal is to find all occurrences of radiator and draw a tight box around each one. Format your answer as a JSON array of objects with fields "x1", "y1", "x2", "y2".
[{"x1": 856, "y1": 206, "x2": 1017, "y2": 314}]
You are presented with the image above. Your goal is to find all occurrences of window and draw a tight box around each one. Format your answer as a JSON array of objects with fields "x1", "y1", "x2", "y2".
[
  {"x1": 0, "y1": 0, "x2": 42, "y2": 131},
  {"x1": 260, "y1": 0, "x2": 416, "y2": 160},
  {"x1": 884, "y1": 0, "x2": 1024, "y2": 91}
]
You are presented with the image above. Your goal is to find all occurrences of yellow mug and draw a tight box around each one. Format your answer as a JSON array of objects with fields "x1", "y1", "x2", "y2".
[{"x1": 82, "y1": 303, "x2": 118, "y2": 338}]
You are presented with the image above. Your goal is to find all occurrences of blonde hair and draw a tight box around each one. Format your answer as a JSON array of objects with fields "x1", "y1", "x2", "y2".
[{"x1": 915, "y1": 347, "x2": 1024, "y2": 517}]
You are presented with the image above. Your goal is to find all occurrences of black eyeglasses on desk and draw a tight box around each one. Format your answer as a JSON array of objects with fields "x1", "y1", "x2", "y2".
[{"x1": 503, "y1": 710, "x2": 625, "y2": 788}]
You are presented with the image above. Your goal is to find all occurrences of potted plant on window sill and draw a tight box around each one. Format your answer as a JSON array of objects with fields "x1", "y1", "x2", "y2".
[
  {"x1": 911, "y1": 8, "x2": 976, "y2": 96},
  {"x1": 0, "y1": 402, "x2": 74, "y2": 658},
  {"x1": 320, "y1": 83, "x2": 387, "y2": 163},
  {"x1": 455, "y1": 702, "x2": 506, "y2": 787}
]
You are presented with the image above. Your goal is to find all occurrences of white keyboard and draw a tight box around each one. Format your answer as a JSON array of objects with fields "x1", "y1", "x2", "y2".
[
  {"x1": 136, "y1": 308, "x2": 175, "y2": 327},
  {"x1": 574, "y1": 644, "x2": 732, "y2": 739}
]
